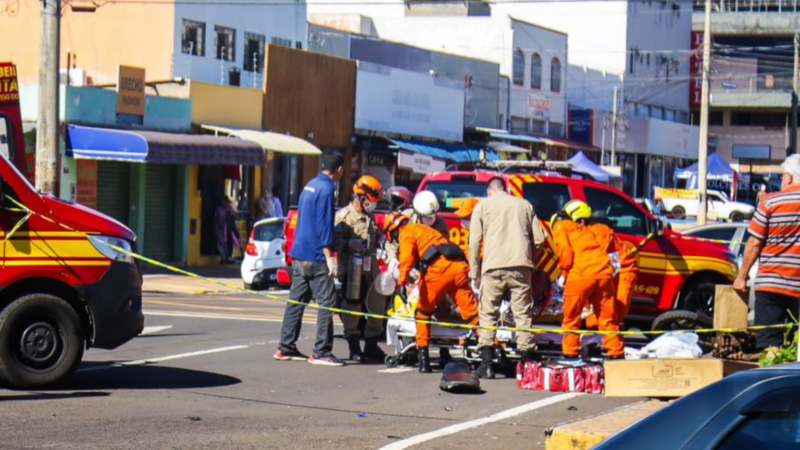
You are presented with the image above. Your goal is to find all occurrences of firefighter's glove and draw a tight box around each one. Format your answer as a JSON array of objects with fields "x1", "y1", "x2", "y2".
[
  {"x1": 387, "y1": 258, "x2": 400, "y2": 280},
  {"x1": 556, "y1": 275, "x2": 566, "y2": 289},
  {"x1": 326, "y1": 256, "x2": 338, "y2": 278}
]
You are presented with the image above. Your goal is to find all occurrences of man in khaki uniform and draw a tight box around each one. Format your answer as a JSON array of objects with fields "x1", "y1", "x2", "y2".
[
  {"x1": 468, "y1": 177, "x2": 545, "y2": 379},
  {"x1": 334, "y1": 175, "x2": 387, "y2": 363}
]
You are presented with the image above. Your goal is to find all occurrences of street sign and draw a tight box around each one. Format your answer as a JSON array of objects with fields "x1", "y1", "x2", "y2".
[{"x1": 117, "y1": 65, "x2": 146, "y2": 116}]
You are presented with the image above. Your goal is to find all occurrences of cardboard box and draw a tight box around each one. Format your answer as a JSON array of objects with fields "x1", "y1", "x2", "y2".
[
  {"x1": 714, "y1": 285, "x2": 749, "y2": 330},
  {"x1": 604, "y1": 359, "x2": 756, "y2": 398}
]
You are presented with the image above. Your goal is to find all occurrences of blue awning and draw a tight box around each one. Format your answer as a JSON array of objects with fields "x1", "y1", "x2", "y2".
[
  {"x1": 65, "y1": 125, "x2": 266, "y2": 166},
  {"x1": 389, "y1": 139, "x2": 499, "y2": 163},
  {"x1": 489, "y1": 132, "x2": 544, "y2": 144}
]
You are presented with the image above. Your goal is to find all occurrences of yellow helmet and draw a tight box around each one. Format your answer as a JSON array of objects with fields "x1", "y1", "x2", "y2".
[
  {"x1": 549, "y1": 212, "x2": 570, "y2": 229},
  {"x1": 563, "y1": 200, "x2": 592, "y2": 221}
]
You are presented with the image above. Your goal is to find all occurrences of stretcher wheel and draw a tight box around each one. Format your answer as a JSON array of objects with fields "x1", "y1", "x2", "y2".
[{"x1": 385, "y1": 355, "x2": 400, "y2": 368}]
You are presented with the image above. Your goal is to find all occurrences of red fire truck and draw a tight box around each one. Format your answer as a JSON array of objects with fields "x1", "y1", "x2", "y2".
[{"x1": 0, "y1": 63, "x2": 144, "y2": 389}]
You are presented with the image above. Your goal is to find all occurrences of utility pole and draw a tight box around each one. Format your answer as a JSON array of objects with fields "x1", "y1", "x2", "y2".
[
  {"x1": 36, "y1": 0, "x2": 60, "y2": 194},
  {"x1": 610, "y1": 86, "x2": 619, "y2": 166},
  {"x1": 790, "y1": 32, "x2": 798, "y2": 156},
  {"x1": 697, "y1": 0, "x2": 712, "y2": 226}
]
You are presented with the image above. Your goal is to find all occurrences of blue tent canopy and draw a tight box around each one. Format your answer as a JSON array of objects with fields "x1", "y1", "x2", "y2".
[
  {"x1": 674, "y1": 152, "x2": 735, "y2": 182},
  {"x1": 566, "y1": 151, "x2": 619, "y2": 183},
  {"x1": 389, "y1": 139, "x2": 500, "y2": 163}
]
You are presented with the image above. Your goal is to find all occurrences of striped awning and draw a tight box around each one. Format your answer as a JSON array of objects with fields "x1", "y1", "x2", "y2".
[{"x1": 65, "y1": 125, "x2": 266, "y2": 166}]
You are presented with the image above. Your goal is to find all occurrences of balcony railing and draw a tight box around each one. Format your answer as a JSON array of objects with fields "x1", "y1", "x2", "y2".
[
  {"x1": 694, "y1": 0, "x2": 800, "y2": 12},
  {"x1": 711, "y1": 74, "x2": 794, "y2": 94}
]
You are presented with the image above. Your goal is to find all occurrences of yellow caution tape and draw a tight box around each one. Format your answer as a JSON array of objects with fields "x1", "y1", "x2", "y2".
[{"x1": 5, "y1": 198, "x2": 793, "y2": 337}]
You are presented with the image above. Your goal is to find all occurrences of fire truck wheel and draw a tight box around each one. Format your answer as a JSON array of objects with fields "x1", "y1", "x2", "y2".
[
  {"x1": 678, "y1": 277, "x2": 717, "y2": 319},
  {"x1": 0, "y1": 294, "x2": 85, "y2": 390}
]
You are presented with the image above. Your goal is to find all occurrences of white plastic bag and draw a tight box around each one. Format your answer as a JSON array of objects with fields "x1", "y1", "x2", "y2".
[
  {"x1": 642, "y1": 332, "x2": 703, "y2": 359},
  {"x1": 608, "y1": 252, "x2": 621, "y2": 277},
  {"x1": 374, "y1": 271, "x2": 396, "y2": 296}
]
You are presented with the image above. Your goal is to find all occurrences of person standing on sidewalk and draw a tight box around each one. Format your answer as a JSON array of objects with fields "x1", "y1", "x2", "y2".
[
  {"x1": 468, "y1": 177, "x2": 546, "y2": 379},
  {"x1": 734, "y1": 154, "x2": 800, "y2": 357},
  {"x1": 275, "y1": 153, "x2": 345, "y2": 367},
  {"x1": 335, "y1": 175, "x2": 387, "y2": 363}
]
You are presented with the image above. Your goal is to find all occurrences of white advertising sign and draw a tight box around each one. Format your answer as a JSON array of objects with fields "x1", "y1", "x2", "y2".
[
  {"x1": 355, "y1": 62, "x2": 464, "y2": 141},
  {"x1": 646, "y1": 119, "x2": 699, "y2": 159},
  {"x1": 528, "y1": 93, "x2": 551, "y2": 120},
  {"x1": 397, "y1": 151, "x2": 446, "y2": 174}
]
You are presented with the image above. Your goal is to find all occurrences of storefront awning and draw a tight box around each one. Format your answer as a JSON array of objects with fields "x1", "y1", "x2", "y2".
[
  {"x1": 65, "y1": 125, "x2": 266, "y2": 166},
  {"x1": 487, "y1": 141, "x2": 529, "y2": 154},
  {"x1": 388, "y1": 139, "x2": 499, "y2": 163},
  {"x1": 488, "y1": 132, "x2": 544, "y2": 144},
  {"x1": 201, "y1": 125, "x2": 322, "y2": 156}
]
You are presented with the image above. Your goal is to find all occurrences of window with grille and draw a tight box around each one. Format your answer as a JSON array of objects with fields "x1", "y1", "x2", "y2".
[
  {"x1": 531, "y1": 53, "x2": 542, "y2": 89},
  {"x1": 244, "y1": 32, "x2": 265, "y2": 72},
  {"x1": 271, "y1": 37, "x2": 292, "y2": 48},
  {"x1": 181, "y1": 19, "x2": 205, "y2": 56},
  {"x1": 513, "y1": 49, "x2": 525, "y2": 86},
  {"x1": 551, "y1": 58, "x2": 561, "y2": 93},
  {"x1": 215, "y1": 26, "x2": 236, "y2": 61}
]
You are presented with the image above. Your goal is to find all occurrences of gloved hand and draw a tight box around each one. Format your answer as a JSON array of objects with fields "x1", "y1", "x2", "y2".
[
  {"x1": 349, "y1": 239, "x2": 368, "y2": 254},
  {"x1": 387, "y1": 258, "x2": 400, "y2": 280},
  {"x1": 470, "y1": 278, "x2": 481, "y2": 292},
  {"x1": 556, "y1": 275, "x2": 566, "y2": 289},
  {"x1": 410, "y1": 269, "x2": 420, "y2": 282},
  {"x1": 326, "y1": 256, "x2": 338, "y2": 278}
]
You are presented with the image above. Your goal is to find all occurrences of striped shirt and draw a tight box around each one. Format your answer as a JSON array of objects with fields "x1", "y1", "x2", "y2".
[{"x1": 748, "y1": 185, "x2": 800, "y2": 297}]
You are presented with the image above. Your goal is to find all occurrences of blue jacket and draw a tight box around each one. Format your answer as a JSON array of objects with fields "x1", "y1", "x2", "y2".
[{"x1": 290, "y1": 174, "x2": 336, "y2": 263}]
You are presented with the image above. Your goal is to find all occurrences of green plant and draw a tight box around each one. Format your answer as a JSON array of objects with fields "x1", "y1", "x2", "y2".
[{"x1": 759, "y1": 312, "x2": 799, "y2": 368}]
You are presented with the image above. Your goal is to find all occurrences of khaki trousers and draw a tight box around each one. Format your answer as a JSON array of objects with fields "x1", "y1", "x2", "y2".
[{"x1": 478, "y1": 267, "x2": 535, "y2": 352}]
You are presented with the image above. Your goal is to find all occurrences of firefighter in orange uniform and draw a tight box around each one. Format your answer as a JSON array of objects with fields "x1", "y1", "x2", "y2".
[
  {"x1": 584, "y1": 222, "x2": 639, "y2": 329},
  {"x1": 383, "y1": 212, "x2": 480, "y2": 373},
  {"x1": 550, "y1": 201, "x2": 623, "y2": 359}
]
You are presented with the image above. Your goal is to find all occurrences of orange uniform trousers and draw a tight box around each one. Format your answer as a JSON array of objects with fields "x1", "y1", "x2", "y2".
[
  {"x1": 585, "y1": 271, "x2": 639, "y2": 329},
  {"x1": 414, "y1": 260, "x2": 479, "y2": 348},
  {"x1": 562, "y1": 277, "x2": 623, "y2": 358}
]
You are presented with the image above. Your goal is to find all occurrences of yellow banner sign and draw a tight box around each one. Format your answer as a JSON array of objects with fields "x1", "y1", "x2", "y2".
[{"x1": 117, "y1": 65, "x2": 145, "y2": 116}]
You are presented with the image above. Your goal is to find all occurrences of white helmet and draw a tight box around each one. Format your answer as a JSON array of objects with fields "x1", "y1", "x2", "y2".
[{"x1": 413, "y1": 190, "x2": 440, "y2": 217}]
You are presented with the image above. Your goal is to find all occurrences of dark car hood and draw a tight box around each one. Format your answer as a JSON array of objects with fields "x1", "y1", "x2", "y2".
[{"x1": 42, "y1": 195, "x2": 136, "y2": 241}]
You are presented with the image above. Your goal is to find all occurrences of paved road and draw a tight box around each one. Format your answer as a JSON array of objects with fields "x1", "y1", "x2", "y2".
[{"x1": 0, "y1": 291, "x2": 641, "y2": 450}]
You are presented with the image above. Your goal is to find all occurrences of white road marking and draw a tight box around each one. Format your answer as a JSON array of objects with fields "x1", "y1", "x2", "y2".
[
  {"x1": 122, "y1": 345, "x2": 249, "y2": 366},
  {"x1": 377, "y1": 368, "x2": 415, "y2": 374},
  {"x1": 144, "y1": 310, "x2": 333, "y2": 326},
  {"x1": 77, "y1": 345, "x2": 249, "y2": 373},
  {"x1": 378, "y1": 393, "x2": 582, "y2": 450},
  {"x1": 140, "y1": 325, "x2": 173, "y2": 335}
]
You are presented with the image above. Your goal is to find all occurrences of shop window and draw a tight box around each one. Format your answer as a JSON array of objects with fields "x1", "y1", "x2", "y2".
[
  {"x1": 551, "y1": 58, "x2": 561, "y2": 93},
  {"x1": 215, "y1": 26, "x2": 236, "y2": 61},
  {"x1": 510, "y1": 116, "x2": 529, "y2": 133},
  {"x1": 513, "y1": 49, "x2": 525, "y2": 86},
  {"x1": 549, "y1": 122, "x2": 564, "y2": 137},
  {"x1": 522, "y1": 182, "x2": 571, "y2": 221},
  {"x1": 732, "y1": 111, "x2": 787, "y2": 128},
  {"x1": 584, "y1": 187, "x2": 647, "y2": 236},
  {"x1": 531, "y1": 119, "x2": 546, "y2": 134},
  {"x1": 243, "y1": 32, "x2": 265, "y2": 73},
  {"x1": 271, "y1": 37, "x2": 293, "y2": 48},
  {"x1": 709, "y1": 111, "x2": 724, "y2": 126},
  {"x1": 531, "y1": 53, "x2": 542, "y2": 89},
  {"x1": 182, "y1": 19, "x2": 206, "y2": 56}
]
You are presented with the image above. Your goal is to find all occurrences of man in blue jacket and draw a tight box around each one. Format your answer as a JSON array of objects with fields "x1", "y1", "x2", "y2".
[{"x1": 275, "y1": 153, "x2": 345, "y2": 366}]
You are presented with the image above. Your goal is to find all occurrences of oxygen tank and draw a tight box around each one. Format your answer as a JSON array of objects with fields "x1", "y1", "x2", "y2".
[{"x1": 346, "y1": 255, "x2": 363, "y2": 301}]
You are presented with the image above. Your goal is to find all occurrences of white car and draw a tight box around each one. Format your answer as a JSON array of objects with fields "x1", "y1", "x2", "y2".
[
  {"x1": 241, "y1": 217, "x2": 285, "y2": 289},
  {"x1": 661, "y1": 190, "x2": 754, "y2": 222}
]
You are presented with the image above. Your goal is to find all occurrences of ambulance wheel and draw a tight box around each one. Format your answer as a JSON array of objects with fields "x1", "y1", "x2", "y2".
[
  {"x1": 0, "y1": 294, "x2": 84, "y2": 390},
  {"x1": 385, "y1": 355, "x2": 400, "y2": 368},
  {"x1": 671, "y1": 206, "x2": 686, "y2": 219}
]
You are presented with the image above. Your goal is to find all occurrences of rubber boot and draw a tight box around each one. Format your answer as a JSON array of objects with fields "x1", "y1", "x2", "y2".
[
  {"x1": 475, "y1": 346, "x2": 496, "y2": 379},
  {"x1": 438, "y1": 348, "x2": 455, "y2": 369},
  {"x1": 363, "y1": 337, "x2": 387, "y2": 362},
  {"x1": 418, "y1": 346, "x2": 432, "y2": 373},
  {"x1": 347, "y1": 336, "x2": 365, "y2": 363}
]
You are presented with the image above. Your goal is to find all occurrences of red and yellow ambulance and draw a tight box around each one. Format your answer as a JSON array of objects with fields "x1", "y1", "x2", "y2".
[{"x1": 0, "y1": 63, "x2": 143, "y2": 389}]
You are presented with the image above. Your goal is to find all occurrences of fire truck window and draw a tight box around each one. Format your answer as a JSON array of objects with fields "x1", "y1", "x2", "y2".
[
  {"x1": 423, "y1": 181, "x2": 487, "y2": 213},
  {"x1": 522, "y1": 183, "x2": 571, "y2": 221},
  {"x1": 584, "y1": 187, "x2": 647, "y2": 236},
  {"x1": 0, "y1": 116, "x2": 10, "y2": 159},
  {"x1": 687, "y1": 227, "x2": 737, "y2": 247}
]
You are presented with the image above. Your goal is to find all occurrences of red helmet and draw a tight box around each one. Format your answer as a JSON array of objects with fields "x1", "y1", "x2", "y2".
[
  {"x1": 353, "y1": 175, "x2": 383, "y2": 202},
  {"x1": 383, "y1": 212, "x2": 409, "y2": 243},
  {"x1": 387, "y1": 186, "x2": 414, "y2": 211}
]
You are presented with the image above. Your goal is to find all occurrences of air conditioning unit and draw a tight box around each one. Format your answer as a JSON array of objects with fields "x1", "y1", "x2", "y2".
[{"x1": 59, "y1": 68, "x2": 86, "y2": 86}]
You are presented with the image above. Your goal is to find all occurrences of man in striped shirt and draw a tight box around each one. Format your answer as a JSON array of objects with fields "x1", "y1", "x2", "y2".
[{"x1": 734, "y1": 154, "x2": 800, "y2": 352}]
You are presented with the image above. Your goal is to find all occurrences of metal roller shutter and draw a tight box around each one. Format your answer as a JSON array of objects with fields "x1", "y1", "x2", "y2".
[
  {"x1": 144, "y1": 164, "x2": 177, "y2": 262},
  {"x1": 96, "y1": 162, "x2": 131, "y2": 226}
]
